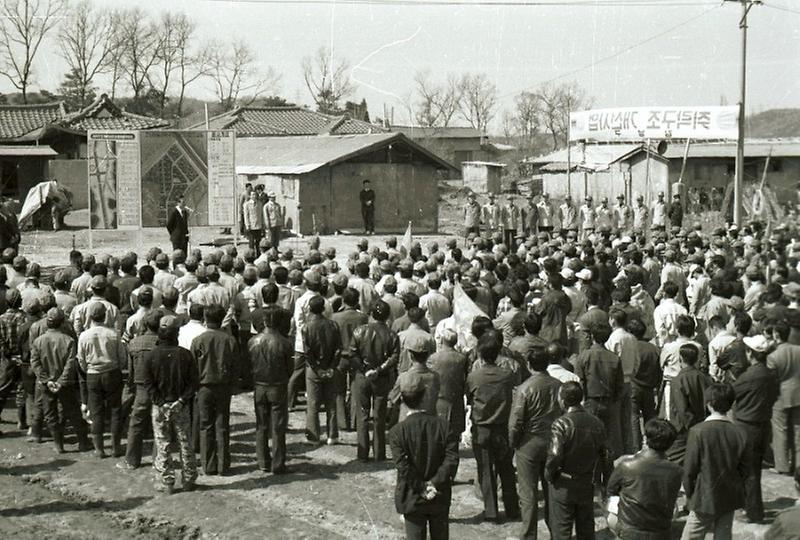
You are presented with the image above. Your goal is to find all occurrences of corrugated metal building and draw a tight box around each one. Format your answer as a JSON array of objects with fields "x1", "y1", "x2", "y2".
[
  {"x1": 522, "y1": 143, "x2": 670, "y2": 203},
  {"x1": 236, "y1": 133, "x2": 458, "y2": 234}
]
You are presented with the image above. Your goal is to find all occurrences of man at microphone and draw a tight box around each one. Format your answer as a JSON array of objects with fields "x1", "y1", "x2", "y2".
[{"x1": 166, "y1": 195, "x2": 191, "y2": 254}]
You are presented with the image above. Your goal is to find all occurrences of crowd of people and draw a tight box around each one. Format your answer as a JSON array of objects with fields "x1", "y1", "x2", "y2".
[{"x1": 0, "y1": 189, "x2": 798, "y2": 540}]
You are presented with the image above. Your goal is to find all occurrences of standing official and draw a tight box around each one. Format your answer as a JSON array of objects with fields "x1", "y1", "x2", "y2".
[
  {"x1": 263, "y1": 192, "x2": 283, "y2": 249},
  {"x1": 537, "y1": 193, "x2": 555, "y2": 238},
  {"x1": 464, "y1": 192, "x2": 481, "y2": 240},
  {"x1": 482, "y1": 194, "x2": 501, "y2": 238},
  {"x1": 633, "y1": 195, "x2": 649, "y2": 238},
  {"x1": 243, "y1": 191, "x2": 264, "y2": 253},
  {"x1": 558, "y1": 195, "x2": 577, "y2": 238},
  {"x1": 166, "y1": 196, "x2": 190, "y2": 254},
  {"x1": 359, "y1": 180, "x2": 376, "y2": 234},
  {"x1": 614, "y1": 194, "x2": 632, "y2": 235}
]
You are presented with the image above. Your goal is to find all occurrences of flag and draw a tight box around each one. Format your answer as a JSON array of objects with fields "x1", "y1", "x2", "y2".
[
  {"x1": 400, "y1": 221, "x2": 412, "y2": 257},
  {"x1": 451, "y1": 282, "x2": 487, "y2": 352}
]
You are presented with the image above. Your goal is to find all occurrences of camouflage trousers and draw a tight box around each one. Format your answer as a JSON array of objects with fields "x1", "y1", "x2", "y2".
[{"x1": 151, "y1": 403, "x2": 197, "y2": 488}]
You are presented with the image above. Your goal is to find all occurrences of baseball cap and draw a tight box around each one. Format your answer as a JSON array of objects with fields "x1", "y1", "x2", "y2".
[
  {"x1": 782, "y1": 282, "x2": 800, "y2": 300},
  {"x1": 90, "y1": 275, "x2": 107, "y2": 290},
  {"x1": 22, "y1": 296, "x2": 40, "y2": 314},
  {"x1": 743, "y1": 334, "x2": 770, "y2": 353},
  {"x1": 726, "y1": 296, "x2": 745, "y2": 312},
  {"x1": 303, "y1": 269, "x2": 321, "y2": 285},
  {"x1": 88, "y1": 302, "x2": 107, "y2": 320},
  {"x1": 332, "y1": 273, "x2": 349, "y2": 288},
  {"x1": 46, "y1": 307, "x2": 65, "y2": 326},
  {"x1": 399, "y1": 371, "x2": 427, "y2": 395}
]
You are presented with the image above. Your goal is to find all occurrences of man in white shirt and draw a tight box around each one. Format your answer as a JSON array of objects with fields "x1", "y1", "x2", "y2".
[
  {"x1": 606, "y1": 308, "x2": 640, "y2": 454},
  {"x1": 653, "y1": 281, "x2": 688, "y2": 347},
  {"x1": 178, "y1": 304, "x2": 208, "y2": 350},
  {"x1": 419, "y1": 273, "x2": 451, "y2": 330}
]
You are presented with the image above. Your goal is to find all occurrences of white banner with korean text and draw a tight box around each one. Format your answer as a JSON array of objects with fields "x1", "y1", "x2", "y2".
[{"x1": 569, "y1": 106, "x2": 738, "y2": 141}]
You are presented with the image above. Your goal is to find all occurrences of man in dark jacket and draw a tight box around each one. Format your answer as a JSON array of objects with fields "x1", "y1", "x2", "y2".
[
  {"x1": 606, "y1": 418, "x2": 683, "y2": 539},
  {"x1": 249, "y1": 304, "x2": 294, "y2": 473},
  {"x1": 545, "y1": 381, "x2": 608, "y2": 540},
  {"x1": 682, "y1": 383, "x2": 748, "y2": 539},
  {"x1": 574, "y1": 322, "x2": 624, "y2": 458},
  {"x1": 389, "y1": 371, "x2": 459, "y2": 539},
  {"x1": 302, "y1": 295, "x2": 341, "y2": 444},
  {"x1": 428, "y1": 328, "x2": 468, "y2": 441},
  {"x1": 165, "y1": 196, "x2": 190, "y2": 253},
  {"x1": 119, "y1": 310, "x2": 161, "y2": 469},
  {"x1": 627, "y1": 319, "x2": 662, "y2": 450},
  {"x1": 509, "y1": 347, "x2": 562, "y2": 539},
  {"x1": 467, "y1": 329, "x2": 520, "y2": 523},
  {"x1": 190, "y1": 304, "x2": 237, "y2": 475},
  {"x1": 143, "y1": 321, "x2": 199, "y2": 494},
  {"x1": 667, "y1": 344, "x2": 711, "y2": 465},
  {"x1": 330, "y1": 287, "x2": 368, "y2": 431},
  {"x1": 575, "y1": 287, "x2": 608, "y2": 355},
  {"x1": 734, "y1": 335, "x2": 780, "y2": 522},
  {"x1": 350, "y1": 300, "x2": 399, "y2": 461},
  {"x1": 30, "y1": 307, "x2": 90, "y2": 453}
]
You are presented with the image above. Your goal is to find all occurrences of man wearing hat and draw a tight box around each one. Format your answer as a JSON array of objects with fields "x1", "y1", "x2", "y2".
[
  {"x1": 633, "y1": 195, "x2": 649, "y2": 238},
  {"x1": 579, "y1": 195, "x2": 596, "y2": 241},
  {"x1": 390, "y1": 331, "x2": 439, "y2": 419},
  {"x1": 596, "y1": 196, "x2": 613, "y2": 232},
  {"x1": 558, "y1": 195, "x2": 578, "y2": 238},
  {"x1": 0, "y1": 289, "x2": 27, "y2": 434},
  {"x1": 521, "y1": 193, "x2": 539, "y2": 238},
  {"x1": 500, "y1": 195, "x2": 520, "y2": 249},
  {"x1": 733, "y1": 334, "x2": 779, "y2": 522},
  {"x1": 30, "y1": 307, "x2": 90, "y2": 453},
  {"x1": 669, "y1": 193, "x2": 684, "y2": 230},
  {"x1": 537, "y1": 192, "x2": 555, "y2": 238},
  {"x1": 481, "y1": 193, "x2": 501, "y2": 238},
  {"x1": 262, "y1": 191, "x2": 284, "y2": 249},
  {"x1": 651, "y1": 192, "x2": 667, "y2": 233},
  {"x1": 243, "y1": 190, "x2": 264, "y2": 254},
  {"x1": 614, "y1": 194, "x2": 632, "y2": 235},
  {"x1": 77, "y1": 302, "x2": 126, "y2": 458},
  {"x1": 464, "y1": 192, "x2": 481, "y2": 242},
  {"x1": 388, "y1": 367, "x2": 459, "y2": 539},
  {"x1": 166, "y1": 195, "x2": 191, "y2": 254},
  {"x1": 70, "y1": 274, "x2": 119, "y2": 337}
]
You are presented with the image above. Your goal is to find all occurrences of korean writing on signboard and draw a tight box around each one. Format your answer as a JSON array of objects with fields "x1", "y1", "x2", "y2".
[
  {"x1": 570, "y1": 106, "x2": 738, "y2": 141},
  {"x1": 207, "y1": 130, "x2": 235, "y2": 226}
]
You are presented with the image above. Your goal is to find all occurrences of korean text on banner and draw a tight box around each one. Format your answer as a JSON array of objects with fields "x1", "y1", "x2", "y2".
[
  {"x1": 207, "y1": 130, "x2": 236, "y2": 226},
  {"x1": 569, "y1": 106, "x2": 738, "y2": 141}
]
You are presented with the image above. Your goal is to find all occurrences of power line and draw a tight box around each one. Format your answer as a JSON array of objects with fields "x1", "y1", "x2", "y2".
[
  {"x1": 203, "y1": 0, "x2": 720, "y2": 6},
  {"x1": 499, "y1": 3, "x2": 720, "y2": 98},
  {"x1": 762, "y1": 2, "x2": 800, "y2": 15}
]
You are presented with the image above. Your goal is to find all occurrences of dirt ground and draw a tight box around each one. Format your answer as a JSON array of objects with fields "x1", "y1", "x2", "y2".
[{"x1": 3, "y1": 208, "x2": 797, "y2": 539}]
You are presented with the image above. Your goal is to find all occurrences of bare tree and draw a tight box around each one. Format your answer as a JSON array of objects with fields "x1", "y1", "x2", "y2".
[
  {"x1": 58, "y1": 0, "x2": 114, "y2": 109},
  {"x1": 302, "y1": 47, "x2": 355, "y2": 115},
  {"x1": 115, "y1": 8, "x2": 161, "y2": 99},
  {"x1": 0, "y1": 0, "x2": 65, "y2": 103},
  {"x1": 173, "y1": 20, "x2": 210, "y2": 117},
  {"x1": 528, "y1": 81, "x2": 593, "y2": 150},
  {"x1": 458, "y1": 73, "x2": 497, "y2": 133},
  {"x1": 512, "y1": 91, "x2": 540, "y2": 145},
  {"x1": 413, "y1": 70, "x2": 461, "y2": 127},
  {"x1": 208, "y1": 40, "x2": 279, "y2": 111}
]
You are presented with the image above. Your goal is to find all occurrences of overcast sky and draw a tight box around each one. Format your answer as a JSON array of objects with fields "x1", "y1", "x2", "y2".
[{"x1": 15, "y1": 0, "x2": 800, "y2": 129}]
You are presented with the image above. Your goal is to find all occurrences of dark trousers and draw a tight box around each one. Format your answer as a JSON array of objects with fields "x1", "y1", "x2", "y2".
[
  {"x1": 125, "y1": 385, "x2": 152, "y2": 467},
  {"x1": 667, "y1": 431, "x2": 689, "y2": 466},
  {"x1": 254, "y1": 384, "x2": 288, "y2": 472},
  {"x1": 0, "y1": 356, "x2": 20, "y2": 416},
  {"x1": 38, "y1": 383, "x2": 88, "y2": 442},
  {"x1": 737, "y1": 419, "x2": 770, "y2": 521},
  {"x1": 352, "y1": 371, "x2": 389, "y2": 460},
  {"x1": 503, "y1": 229, "x2": 516, "y2": 249},
  {"x1": 247, "y1": 229, "x2": 263, "y2": 253},
  {"x1": 630, "y1": 384, "x2": 656, "y2": 450},
  {"x1": 287, "y1": 352, "x2": 306, "y2": 408},
  {"x1": 268, "y1": 227, "x2": 281, "y2": 249},
  {"x1": 237, "y1": 330, "x2": 254, "y2": 388},
  {"x1": 548, "y1": 479, "x2": 595, "y2": 540},
  {"x1": 404, "y1": 508, "x2": 449, "y2": 540},
  {"x1": 361, "y1": 207, "x2": 375, "y2": 233},
  {"x1": 305, "y1": 368, "x2": 338, "y2": 442},
  {"x1": 584, "y1": 397, "x2": 622, "y2": 458},
  {"x1": 171, "y1": 237, "x2": 188, "y2": 254},
  {"x1": 333, "y1": 367, "x2": 350, "y2": 430},
  {"x1": 472, "y1": 424, "x2": 520, "y2": 520},
  {"x1": 197, "y1": 384, "x2": 232, "y2": 475},
  {"x1": 19, "y1": 363, "x2": 38, "y2": 431},
  {"x1": 516, "y1": 447, "x2": 549, "y2": 539},
  {"x1": 87, "y1": 370, "x2": 123, "y2": 439}
]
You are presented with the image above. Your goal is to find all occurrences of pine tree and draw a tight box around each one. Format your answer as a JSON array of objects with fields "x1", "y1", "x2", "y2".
[{"x1": 58, "y1": 68, "x2": 97, "y2": 110}]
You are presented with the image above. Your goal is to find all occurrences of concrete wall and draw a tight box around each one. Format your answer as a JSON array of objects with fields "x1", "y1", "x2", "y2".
[{"x1": 47, "y1": 159, "x2": 88, "y2": 208}]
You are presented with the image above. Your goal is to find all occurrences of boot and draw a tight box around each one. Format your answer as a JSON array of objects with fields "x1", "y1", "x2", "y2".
[
  {"x1": 78, "y1": 432, "x2": 91, "y2": 452},
  {"x1": 92, "y1": 434, "x2": 107, "y2": 458},
  {"x1": 17, "y1": 405, "x2": 28, "y2": 431},
  {"x1": 112, "y1": 436, "x2": 123, "y2": 458},
  {"x1": 53, "y1": 430, "x2": 65, "y2": 454}
]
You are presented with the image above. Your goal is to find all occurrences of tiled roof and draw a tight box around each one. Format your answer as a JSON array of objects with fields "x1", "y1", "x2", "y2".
[
  {"x1": 61, "y1": 94, "x2": 169, "y2": 131},
  {"x1": 0, "y1": 94, "x2": 168, "y2": 141},
  {"x1": 193, "y1": 106, "x2": 383, "y2": 136},
  {"x1": 391, "y1": 125, "x2": 484, "y2": 139},
  {"x1": 0, "y1": 102, "x2": 66, "y2": 140}
]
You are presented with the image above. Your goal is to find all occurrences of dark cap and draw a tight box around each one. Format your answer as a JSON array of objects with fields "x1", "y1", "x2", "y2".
[
  {"x1": 159, "y1": 315, "x2": 180, "y2": 329},
  {"x1": 399, "y1": 371, "x2": 427, "y2": 395},
  {"x1": 5, "y1": 288, "x2": 20, "y2": 305},
  {"x1": 46, "y1": 307, "x2": 64, "y2": 325},
  {"x1": 332, "y1": 273, "x2": 349, "y2": 288},
  {"x1": 88, "y1": 302, "x2": 107, "y2": 320},
  {"x1": 22, "y1": 296, "x2": 40, "y2": 314},
  {"x1": 162, "y1": 286, "x2": 179, "y2": 303},
  {"x1": 53, "y1": 270, "x2": 69, "y2": 287},
  {"x1": 90, "y1": 275, "x2": 107, "y2": 290}
]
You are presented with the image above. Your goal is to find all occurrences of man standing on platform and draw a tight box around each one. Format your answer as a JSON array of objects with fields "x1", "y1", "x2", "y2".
[
  {"x1": 359, "y1": 180, "x2": 375, "y2": 234},
  {"x1": 537, "y1": 193, "x2": 555, "y2": 238},
  {"x1": 166, "y1": 196, "x2": 190, "y2": 254},
  {"x1": 243, "y1": 191, "x2": 264, "y2": 254},
  {"x1": 614, "y1": 194, "x2": 632, "y2": 235},
  {"x1": 263, "y1": 192, "x2": 283, "y2": 249}
]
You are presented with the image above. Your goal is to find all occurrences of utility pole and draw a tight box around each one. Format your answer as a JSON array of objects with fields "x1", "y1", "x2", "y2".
[{"x1": 732, "y1": 0, "x2": 760, "y2": 226}]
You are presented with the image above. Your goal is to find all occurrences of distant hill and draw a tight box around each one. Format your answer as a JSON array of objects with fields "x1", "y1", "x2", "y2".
[{"x1": 747, "y1": 108, "x2": 800, "y2": 138}]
